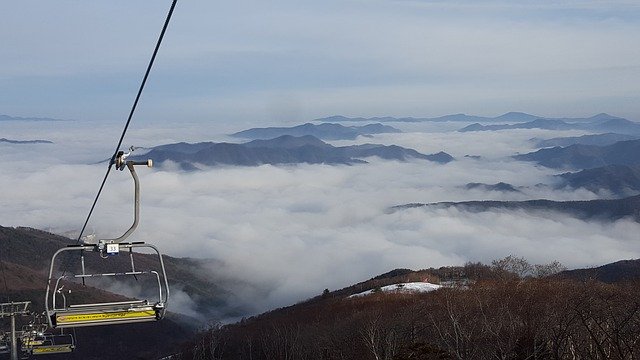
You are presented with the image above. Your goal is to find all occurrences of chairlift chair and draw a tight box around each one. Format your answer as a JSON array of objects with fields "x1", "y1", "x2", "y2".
[
  {"x1": 19, "y1": 316, "x2": 74, "y2": 355},
  {"x1": 45, "y1": 153, "x2": 169, "y2": 328},
  {"x1": 24, "y1": 333, "x2": 75, "y2": 356}
]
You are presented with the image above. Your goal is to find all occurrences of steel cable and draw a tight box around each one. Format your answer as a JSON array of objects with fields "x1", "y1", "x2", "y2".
[{"x1": 75, "y1": 0, "x2": 178, "y2": 245}]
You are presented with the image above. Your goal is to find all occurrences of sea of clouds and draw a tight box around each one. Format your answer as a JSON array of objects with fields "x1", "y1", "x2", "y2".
[{"x1": 1, "y1": 119, "x2": 639, "y2": 319}]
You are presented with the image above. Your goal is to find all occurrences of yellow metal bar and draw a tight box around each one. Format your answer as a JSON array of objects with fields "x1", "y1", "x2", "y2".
[
  {"x1": 23, "y1": 339, "x2": 44, "y2": 346},
  {"x1": 31, "y1": 345, "x2": 74, "y2": 355},
  {"x1": 56, "y1": 309, "x2": 156, "y2": 325}
]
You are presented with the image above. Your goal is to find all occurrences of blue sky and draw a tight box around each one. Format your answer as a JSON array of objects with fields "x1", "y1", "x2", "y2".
[{"x1": 2, "y1": 0, "x2": 639, "y2": 124}]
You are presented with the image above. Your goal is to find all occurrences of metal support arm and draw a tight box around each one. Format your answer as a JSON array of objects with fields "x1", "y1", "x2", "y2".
[{"x1": 89, "y1": 156, "x2": 152, "y2": 246}]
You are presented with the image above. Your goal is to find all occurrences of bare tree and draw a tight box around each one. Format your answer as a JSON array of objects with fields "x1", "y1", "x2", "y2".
[
  {"x1": 430, "y1": 288, "x2": 479, "y2": 360},
  {"x1": 491, "y1": 255, "x2": 533, "y2": 279},
  {"x1": 534, "y1": 261, "x2": 567, "y2": 278},
  {"x1": 361, "y1": 314, "x2": 399, "y2": 360}
]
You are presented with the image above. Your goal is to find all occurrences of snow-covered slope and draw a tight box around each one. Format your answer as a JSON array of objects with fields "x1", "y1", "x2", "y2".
[{"x1": 349, "y1": 282, "x2": 441, "y2": 297}]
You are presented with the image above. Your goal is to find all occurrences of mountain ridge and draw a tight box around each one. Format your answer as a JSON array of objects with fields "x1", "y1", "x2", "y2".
[
  {"x1": 315, "y1": 113, "x2": 625, "y2": 124},
  {"x1": 0, "y1": 137, "x2": 53, "y2": 144},
  {"x1": 393, "y1": 194, "x2": 640, "y2": 222},
  {"x1": 135, "y1": 135, "x2": 454, "y2": 169},
  {"x1": 515, "y1": 139, "x2": 640, "y2": 170},
  {"x1": 232, "y1": 122, "x2": 401, "y2": 140},
  {"x1": 459, "y1": 116, "x2": 640, "y2": 133},
  {"x1": 556, "y1": 165, "x2": 640, "y2": 196},
  {"x1": 534, "y1": 133, "x2": 639, "y2": 148},
  {"x1": 0, "y1": 114, "x2": 70, "y2": 122}
]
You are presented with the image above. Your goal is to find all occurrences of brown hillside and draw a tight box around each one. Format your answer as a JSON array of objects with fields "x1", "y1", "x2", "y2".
[{"x1": 177, "y1": 271, "x2": 640, "y2": 360}]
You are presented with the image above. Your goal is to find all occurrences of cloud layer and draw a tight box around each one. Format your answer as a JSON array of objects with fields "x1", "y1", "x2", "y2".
[{"x1": 2, "y1": 120, "x2": 639, "y2": 318}]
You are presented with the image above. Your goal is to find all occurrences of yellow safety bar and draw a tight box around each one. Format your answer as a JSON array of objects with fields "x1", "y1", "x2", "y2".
[{"x1": 31, "y1": 345, "x2": 74, "y2": 355}]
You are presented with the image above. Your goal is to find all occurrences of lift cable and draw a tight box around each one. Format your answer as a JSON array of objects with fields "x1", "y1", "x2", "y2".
[
  {"x1": 58, "y1": 1, "x2": 178, "y2": 282},
  {"x1": 74, "y1": 0, "x2": 179, "y2": 246}
]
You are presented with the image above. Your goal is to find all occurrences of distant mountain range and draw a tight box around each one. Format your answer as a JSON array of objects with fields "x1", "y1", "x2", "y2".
[
  {"x1": 0, "y1": 114, "x2": 68, "y2": 122},
  {"x1": 459, "y1": 115, "x2": 640, "y2": 134},
  {"x1": 135, "y1": 135, "x2": 453, "y2": 170},
  {"x1": 534, "y1": 133, "x2": 639, "y2": 148},
  {"x1": 316, "y1": 112, "x2": 628, "y2": 124},
  {"x1": 464, "y1": 182, "x2": 521, "y2": 193},
  {"x1": 556, "y1": 165, "x2": 640, "y2": 196},
  {"x1": 514, "y1": 139, "x2": 640, "y2": 170},
  {"x1": 461, "y1": 118, "x2": 577, "y2": 132},
  {"x1": 394, "y1": 195, "x2": 640, "y2": 222},
  {"x1": 317, "y1": 112, "x2": 541, "y2": 123},
  {"x1": 459, "y1": 166, "x2": 640, "y2": 198},
  {"x1": 232, "y1": 122, "x2": 401, "y2": 140},
  {"x1": 0, "y1": 137, "x2": 53, "y2": 144}
]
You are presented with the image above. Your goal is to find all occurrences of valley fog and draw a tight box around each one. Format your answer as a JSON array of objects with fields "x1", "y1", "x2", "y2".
[{"x1": 1, "y1": 119, "x2": 639, "y2": 318}]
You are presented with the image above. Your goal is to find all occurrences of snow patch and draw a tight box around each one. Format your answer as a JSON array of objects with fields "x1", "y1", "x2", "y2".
[{"x1": 349, "y1": 282, "x2": 441, "y2": 298}]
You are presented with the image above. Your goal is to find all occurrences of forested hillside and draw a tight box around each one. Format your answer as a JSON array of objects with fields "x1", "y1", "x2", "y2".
[{"x1": 176, "y1": 259, "x2": 640, "y2": 360}]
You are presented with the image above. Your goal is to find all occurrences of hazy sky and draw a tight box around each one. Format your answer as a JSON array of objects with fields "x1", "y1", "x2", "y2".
[{"x1": 2, "y1": 0, "x2": 640, "y2": 124}]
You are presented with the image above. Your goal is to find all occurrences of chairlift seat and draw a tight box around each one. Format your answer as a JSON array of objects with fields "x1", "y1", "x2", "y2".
[
  {"x1": 51, "y1": 300, "x2": 164, "y2": 328},
  {"x1": 28, "y1": 334, "x2": 75, "y2": 355},
  {"x1": 31, "y1": 344, "x2": 75, "y2": 355}
]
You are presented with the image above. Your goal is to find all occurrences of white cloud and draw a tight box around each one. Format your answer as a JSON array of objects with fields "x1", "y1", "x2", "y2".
[{"x1": 2, "y1": 121, "x2": 638, "y2": 318}]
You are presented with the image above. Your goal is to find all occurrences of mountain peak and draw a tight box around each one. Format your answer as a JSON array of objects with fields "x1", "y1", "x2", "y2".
[
  {"x1": 245, "y1": 134, "x2": 329, "y2": 149},
  {"x1": 589, "y1": 113, "x2": 619, "y2": 121},
  {"x1": 494, "y1": 112, "x2": 539, "y2": 121},
  {"x1": 498, "y1": 111, "x2": 529, "y2": 117},
  {"x1": 314, "y1": 115, "x2": 351, "y2": 121}
]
